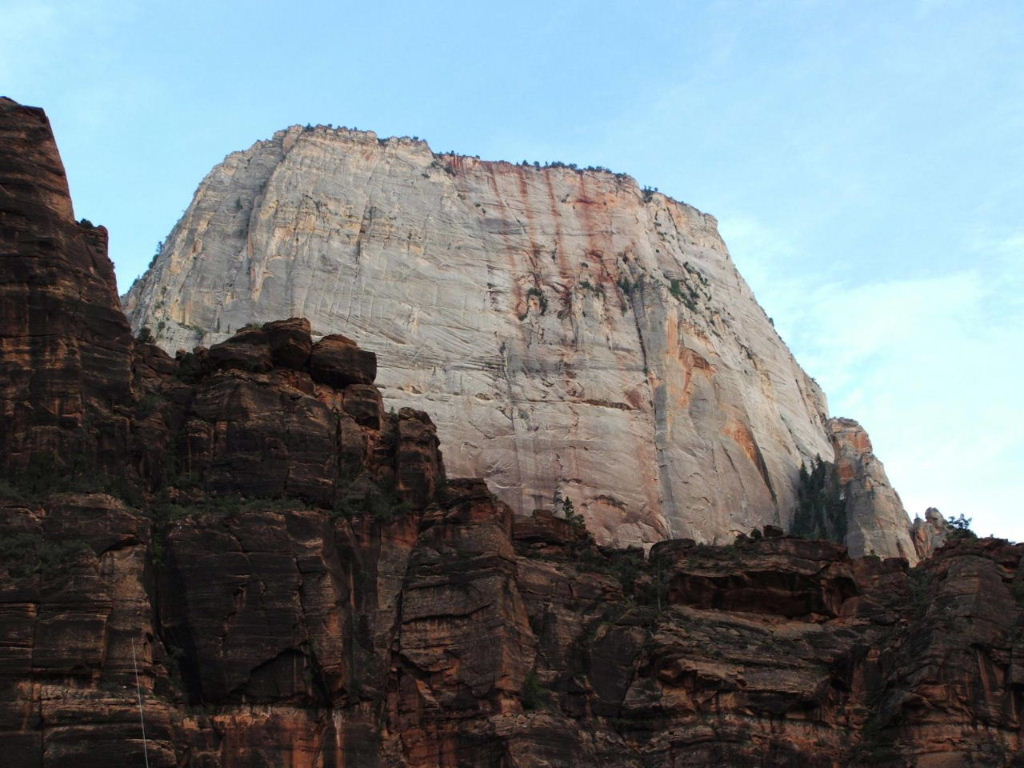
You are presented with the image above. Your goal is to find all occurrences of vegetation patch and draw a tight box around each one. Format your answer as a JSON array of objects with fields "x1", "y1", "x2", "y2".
[
  {"x1": 148, "y1": 493, "x2": 299, "y2": 524},
  {"x1": 521, "y1": 669, "x2": 552, "y2": 711},
  {"x1": 666, "y1": 263, "x2": 711, "y2": 313},
  {"x1": 558, "y1": 496, "x2": 586, "y2": 531},
  {"x1": 0, "y1": 451, "x2": 144, "y2": 508},
  {"x1": 331, "y1": 483, "x2": 412, "y2": 523},
  {"x1": 792, "y1": 456, "x2": 846, "y2": 544},
  {"x1": 0, "y1": 531, "x2": 89, "y2": 578},
  {"x1": 946, "y1": 514, "x2": 976, "y2": 541}
]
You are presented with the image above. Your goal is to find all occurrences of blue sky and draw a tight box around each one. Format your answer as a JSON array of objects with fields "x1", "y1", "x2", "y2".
[{"x1": 5, "y1": 0, "x2": 1022, "y2": 539}]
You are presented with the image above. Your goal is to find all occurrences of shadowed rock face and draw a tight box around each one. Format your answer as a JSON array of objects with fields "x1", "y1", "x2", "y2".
[
  {"x1": 0, "y1": 98, "x2": 134, "y2": 475},
  {"x1": 121, "y1": 121, "x2": 914, "y2": 556},
  {"x1": 0, "y1": 99, "x2": 443, "y2": 517},
  {"x1": 5, "y1": 99, "x2": 1018, "y2": 766},
  {"x1": 3, "y1": 493, "x2": 1023, "y2": 767},
  {"x1": 128, "y1": 318, "x2": 444, "y2": 511}
]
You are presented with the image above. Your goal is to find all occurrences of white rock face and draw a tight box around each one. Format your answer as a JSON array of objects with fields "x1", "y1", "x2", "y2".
[
  {"x1": 911, "y1": 508, "x2": 949, "y2": 562},
  {"x1": 125, "y1": 125, "x2": 911, "y2": 554},
  {"x1": 827, "y1": 418, "x2": 919, "y2": 562}
]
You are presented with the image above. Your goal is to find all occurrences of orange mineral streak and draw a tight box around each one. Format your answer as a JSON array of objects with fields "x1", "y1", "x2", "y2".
[{"x1": 725, "y1": 417, "x2": 775, "y2": 499}]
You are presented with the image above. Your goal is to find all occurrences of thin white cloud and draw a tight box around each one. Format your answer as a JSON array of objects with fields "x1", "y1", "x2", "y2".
[{"x1": 722, "y1": 215, "x2": 1024, "y2": 542}]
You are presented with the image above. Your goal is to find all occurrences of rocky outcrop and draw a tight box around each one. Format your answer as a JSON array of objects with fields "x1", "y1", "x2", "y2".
[
  {"x1": 0, "y1": 98, "x2": 134, "y2": 476},
  {"x1": 122, "y1": 122, "x2": 912, "y2": 554},
  {"x1": 789, "y1": 419, "x2": 920, "y2": 564},
  {"x1": 827, "y1": 418, "x2": 917, "y2": 562},
  {"x1": 4, "y1": 493, "x2": 1023, "y2": 767},
  {"x1": 0, "y1": 96, "x2": 444, "y2": 511},
  {"x1": 911, "y1": 507, "x2": 950, "y2": 561}
]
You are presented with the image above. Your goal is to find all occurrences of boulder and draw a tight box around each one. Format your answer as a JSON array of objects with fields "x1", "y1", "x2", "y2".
[
  {"x1": 205, "y1": 327, "x2": 272, "y2": 372},
  {"x1": 309, "y1": 334, "x2": 376, "y2": 387},
  {"x1": 263, "y1": 317, "x2": 312, "y2": 369}
]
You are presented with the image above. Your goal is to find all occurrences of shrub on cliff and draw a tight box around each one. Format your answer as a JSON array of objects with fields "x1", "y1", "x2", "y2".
[
  {"x1": 0, "y1": 452, "x2": 144, "y2": 507},
  {"x1": 560, "y1": 497, "x2": 586, "y2": 531},
  {"x1": 522, "y1": 670, "x2": 551, "y2": 711},
  {"x1": 792, "y1": 456, "x2": 846, "y2": 544},
  {"x1": 947, "y1": 514, "x2": 976, "y2": 540},
  {"x1": 0, "y1": 532, "x2": 88, "y2": 578}
]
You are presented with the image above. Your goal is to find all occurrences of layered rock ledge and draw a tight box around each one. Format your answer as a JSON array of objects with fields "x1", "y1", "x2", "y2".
[{"x1": 3, "y1": 490, "x2": 1022, "y2": 767}]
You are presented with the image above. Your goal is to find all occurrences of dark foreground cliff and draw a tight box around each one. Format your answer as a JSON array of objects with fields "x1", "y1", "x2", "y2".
[
  {"x1": 2, "y1": 99, "x2": 1023, "y2": 767},
  {"x1": 4, "y1": 486, "x2": 1024, "y2": 768}
]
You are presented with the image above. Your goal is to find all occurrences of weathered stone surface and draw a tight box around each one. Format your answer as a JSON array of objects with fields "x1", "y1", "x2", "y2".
[
  {"x1": 123, "y1": 323, "x2": 442, "y2": 512},
  {"x1": 0, "y1": 494, "x2": 179, "y2": 768},
  {"x1": 0, "y1": 98, "x2": 134, "y2": 476},
  {"x1": 9, "y1": 492, "x2": 1021, "y2": 767},
  {"x1": 659, "y1": 535, "x2": 860, "y2": 619},
  {"x1": 205, "y1": 327, "x2": 273, "y2": 372},
  {"x1": 183, "y1": 368, "x2": 341, "y2": 503},
  {"x1": 264, "y1": 316, "x2": 313, "y2": 369},
  {"x1": 342, "y1": 382, "x2": 383, "y2": 429},
  {"x1": 912, "y1": 506, "x2": 950, "y2": 561},
  {"x1": 394, "y1": 408, "x2": 443, "y2": 507},
  {"x1": 309, "y1": 333, "x2": 377, "y2": 388},
  {"x1": 122, "y1": 123, "x2": 913, "y2": 554},
  {"x1": 828, "y1": 417, "x2": 918, "y2": 562}
]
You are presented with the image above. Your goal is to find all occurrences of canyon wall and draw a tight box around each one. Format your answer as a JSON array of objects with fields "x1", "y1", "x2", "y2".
[
  {"x1": 0, "y1": 97, "x2": 135, "y2": 476},
  {"x1": 1, "y1": 99, "x2": 1020, "y2": 766},
  {"x1": 6, "y1": 488, "x2": 1024, "y2": 768}
]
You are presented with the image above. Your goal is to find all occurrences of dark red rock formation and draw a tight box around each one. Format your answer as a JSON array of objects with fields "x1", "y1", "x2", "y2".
[
  {"x1": 0, "y1": 98, "x2": 134, "y2": 476},
  {"x1": 309, "y1": 334, "x2": 377, "y2": 388},
  {"x1": 2, "y1": 98, "x2": 1023, "y2": 767},
  {"x1": 4, "y1": 492, "x2": 1023, "y2": 767}
]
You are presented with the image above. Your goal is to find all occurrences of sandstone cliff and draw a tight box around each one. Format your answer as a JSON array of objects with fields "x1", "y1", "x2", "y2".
[
  {"x1": 912, "y1": 507, "x2": 950, "y2": 560},
  {"x1": 6, "y1": 488, "x2": 1024, "y2": 767},
  {"x1": 122, "y1": 123, "x2": 911, "y2": 555},
  {"x1": 2, "y1": 100, "x2": 1023, "y2": 767},
  {"x1": 827, "y1": 418, "x2": 918, "y2": 561},
  {"x1": 0, "y1": 98, "x2": 135, "y2": 476}
]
